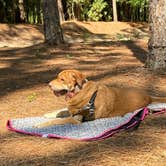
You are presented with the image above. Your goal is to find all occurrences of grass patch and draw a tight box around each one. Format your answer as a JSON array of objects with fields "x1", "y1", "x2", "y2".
[{"x1": 27, "y1": 92, "x2": 37, "y2": 102}]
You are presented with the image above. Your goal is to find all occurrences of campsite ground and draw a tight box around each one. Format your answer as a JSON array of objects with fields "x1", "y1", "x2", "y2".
[{"x1": 0, "y1": 21, "x2": 166, "y2": 166}]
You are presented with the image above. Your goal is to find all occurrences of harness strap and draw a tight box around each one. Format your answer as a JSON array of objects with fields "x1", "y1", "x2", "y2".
[
  {"x1": 76, "y1": 79, "x2": 88, "y2": 90},
  {"x1": 73, "y1": 90, "x2": 98, "y2": 116},
  {"x1": 88, "y1": 90, "x2": 98, "y2": 115}
]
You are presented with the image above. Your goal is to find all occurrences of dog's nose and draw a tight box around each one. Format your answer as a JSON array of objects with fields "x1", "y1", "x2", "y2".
[{"x1": 48, "y1": 82, "x2": 52, "y2": 88}]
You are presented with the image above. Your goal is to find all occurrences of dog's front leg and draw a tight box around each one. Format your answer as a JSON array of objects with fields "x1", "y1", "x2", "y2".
[
  {"x1": 44, "y1": 108, "x2": 70, "y2": 118},
  {"x1": 35, "y1": 115, "x2": 83, "y2": 128}
]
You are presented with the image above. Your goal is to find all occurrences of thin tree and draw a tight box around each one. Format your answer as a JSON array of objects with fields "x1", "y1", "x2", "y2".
[
  {"x1": 146, "y1": 0, "x2": 166, "y2": 70},
  {"x1": 36, "y1": 0, "x2": 42, "y2": 24},
  {"x1": 18, "y1": 0, "x2": 26, "y2": 22},
  {"x1": 112, "y1": 0, "x2": 118, "y2": 21},
  {"x1": 57, "y1": 0, "x2": 65, "y2": 23},
  {"x1": 42, "y1": 0, "x2": 64, "y2": 45}
]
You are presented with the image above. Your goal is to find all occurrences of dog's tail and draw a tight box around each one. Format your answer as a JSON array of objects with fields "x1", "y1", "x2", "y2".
[{"x1": 151, "y1": 96, "x2": 166, "y2": 103}]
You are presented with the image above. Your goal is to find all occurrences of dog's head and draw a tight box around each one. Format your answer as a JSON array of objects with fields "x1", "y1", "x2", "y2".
[{"x1": 49, "y1": 70, "x2": 87, "y2": 98}]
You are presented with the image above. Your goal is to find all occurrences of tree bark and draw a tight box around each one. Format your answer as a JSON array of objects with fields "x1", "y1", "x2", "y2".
[
  {"x1": 57, "y1": 0, "x2": 65, "y2": 23},
  {"x1": 43, "y1": 0, "x2": 64, "y2": 45},
  {"x1": 112, "y1": 0, "x2": 118, "y2": 21},
  {"x1": 146, "y1": 0, "x2": 166, "y2": 70}
]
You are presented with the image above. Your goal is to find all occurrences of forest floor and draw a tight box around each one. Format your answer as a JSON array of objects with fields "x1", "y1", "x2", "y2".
[{"x1": 0, "y1": 21, "x2": 166, "y2": 166}]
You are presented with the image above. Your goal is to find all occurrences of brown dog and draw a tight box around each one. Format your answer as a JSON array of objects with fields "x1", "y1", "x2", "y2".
[{"x1": 36, "y1": 69, "x2": 166, "y2": 128}]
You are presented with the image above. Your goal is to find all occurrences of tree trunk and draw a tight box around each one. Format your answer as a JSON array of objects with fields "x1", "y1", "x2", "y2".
[
  {"x1": 112, "y1": 0, "x2": 118, "y2": 21},
  {"x1": 37, "y1": 1, "x2": 42, "y2": 24},
  {"x1": 57, "y1": 0, "x2": 65, "y2": 23},
  {"x1": 42, "y1": 0, "x2": 64, "y2": 45},
  {"x1": 146, "y1": 0, "x2": 166, "y2": 70},
  {"x1": 74, "y1": 3, "x2": 82, "y2": 21},
  {"x1": 71, "y1": 2, "x2": 75, "y2": 20},
  {"x1": 18, "y1": 0, "x2": 26, "y2": 22}
]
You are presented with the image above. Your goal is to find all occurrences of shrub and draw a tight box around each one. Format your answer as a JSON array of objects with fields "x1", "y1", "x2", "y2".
[{"x1": 87, "y1": 0, "x2": 108, "y2": 21}]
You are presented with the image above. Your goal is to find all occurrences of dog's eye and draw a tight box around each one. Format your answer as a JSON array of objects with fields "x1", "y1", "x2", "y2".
[{"x1": 61, "y1": 78, "x2": 64, "y2": 81}]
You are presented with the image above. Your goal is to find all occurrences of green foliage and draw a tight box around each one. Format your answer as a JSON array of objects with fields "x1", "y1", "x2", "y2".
[
  {"x1": 27, "y1": 93, "x2": 37, "y2": 102},
  {"x1": 66, "y1": 0, "x2": 111, "y2": 21},
  {"x1": 66, "y1": 54, "x2": 73, "y2": 59},
  {"x1": 0, "y1": 0, "x2": 149, "y2": 23},
  {"x1": 66, "y1": 0, "x2": 90, "y2": 20},
  {"x1": 87, "y1": 0, "x2": 108, "y2": 21},
  {"x1": 127, "y1": 0, "x2": 147, "y2": 7},
  {"x1": 83, "y1": 32, "x2": 90, "y2": 40},
  {"x1": 118, "y1": 0, "x2": 149, "y2": 21},
  {"x1": 116, "y1": 33, "x2": 131, "y2": 41},
  {"x1": 24, "y1": 0, "x2": 42, "y2": 24},
  {"x1": 0, "y1": 0, "x2": 42, "y2": 23}
]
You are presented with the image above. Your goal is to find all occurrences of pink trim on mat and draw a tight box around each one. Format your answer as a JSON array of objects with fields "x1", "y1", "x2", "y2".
[
  {"x1": 7, "y1": 120, "x2": 43, "y2": 137},
  {"x1": 141, "y1": 107, "x2": 149, "y2": 120},
  {"x1": 151, "y1": 109, "x2": 166, "y2": 115},
  {"x1": 99, "y1": 131, "x2": 121, "y2": 140},
  {"x1": 6, "y1": 109, "x2": 146, "y2": 141},
  {"x1": 95, "y1": 108, "x2": 149, "y2": 141},
  {"x1": 46, "y1": 109, "x2": 143, "y2": 141},
  {"x1": 99, "y1": 108, "x2": 150, "y2": 141},
  {"x1": 125, "y1": 121, "x2": 138, "y2": 129},
  {"x1": 6, "y1": 107, "x2": 165, "y2": 141},
  {"x1": 42, "y1": 108, "x2": 148, "y2": 141}
]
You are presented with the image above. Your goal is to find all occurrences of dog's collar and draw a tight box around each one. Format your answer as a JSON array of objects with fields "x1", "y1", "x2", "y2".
[
  {"x1": 76, "y1": 79, "x2": 88, "y2": 90},
  {"x1": 73, "y1": 90, "x2": 98, "y2": 117},
  {"x1": 87, "y1": 90, "x2": 98, "y2": 115}
]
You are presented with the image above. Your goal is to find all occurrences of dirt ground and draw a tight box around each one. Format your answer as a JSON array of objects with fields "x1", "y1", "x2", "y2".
[{"x1": 0, "y1": 21, "x2": 166, "y2": 166}]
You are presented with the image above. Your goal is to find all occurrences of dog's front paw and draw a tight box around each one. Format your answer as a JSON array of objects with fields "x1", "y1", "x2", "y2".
[
  {"x1": 73, "y1": 115, "x2": 83, "y2": 122},
  {"x1": 44, "y1": 112, "x2": 58, "y2": 118},
  {"x1": 33, "y1": 124, "x2": 44, "y2": 128}
]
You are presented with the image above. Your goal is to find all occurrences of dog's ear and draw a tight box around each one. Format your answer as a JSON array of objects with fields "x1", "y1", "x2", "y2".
[{"x1": 72, "y1": 71, "x2": 86, "y2": 88}]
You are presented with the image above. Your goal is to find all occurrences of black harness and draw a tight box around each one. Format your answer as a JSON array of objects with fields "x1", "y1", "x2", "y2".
[{"x1": 73, "y1": 90, "x2": 98, "y2": 116}]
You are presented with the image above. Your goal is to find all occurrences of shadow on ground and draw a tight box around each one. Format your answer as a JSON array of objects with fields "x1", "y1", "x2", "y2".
[
  {"x1": 0, "y1": 22, "x2": 166, "y2": 166},
  {"x1": 0, "y1": 38, "x2": 151, "y2": 98}
]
